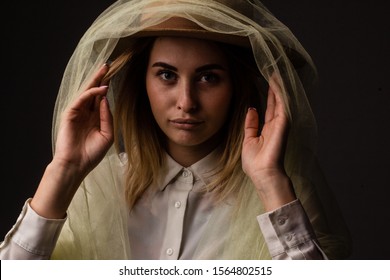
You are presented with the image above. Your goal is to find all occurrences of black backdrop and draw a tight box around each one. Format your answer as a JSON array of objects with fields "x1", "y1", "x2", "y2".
[{"x1": 1, "y1": 0, "x2": 389, "y2": 259}]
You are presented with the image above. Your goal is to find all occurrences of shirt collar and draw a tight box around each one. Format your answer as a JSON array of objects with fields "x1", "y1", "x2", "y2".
[{"x1": 157, "y1": 147, "x2": 222, "y2": 191}]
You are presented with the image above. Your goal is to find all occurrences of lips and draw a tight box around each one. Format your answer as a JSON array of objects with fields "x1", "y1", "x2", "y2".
[{"x1": 170, "y1": 118, "x2": 204, "y2": 130}]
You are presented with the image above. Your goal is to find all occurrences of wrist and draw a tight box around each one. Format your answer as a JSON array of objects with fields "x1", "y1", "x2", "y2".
[
  {"x1": 250, "y1": 170, "x2": 296, "y2": 212},
  {"x1": 30, "y1": 160, "x2": 85, "y2": 219}
]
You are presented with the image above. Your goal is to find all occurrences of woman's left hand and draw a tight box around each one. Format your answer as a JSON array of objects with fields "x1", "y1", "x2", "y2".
[{"x1": 241, "y1": 75, "x2": 296, "y2": 211}]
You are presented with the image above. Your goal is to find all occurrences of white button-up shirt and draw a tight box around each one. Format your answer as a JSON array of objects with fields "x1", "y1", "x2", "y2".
[
  {"x1": 0, "y1": 149, "x2": 327, "y2": 260},
  {"x1": 128, "y1": 150, "x2": 221, "y2": 259}
]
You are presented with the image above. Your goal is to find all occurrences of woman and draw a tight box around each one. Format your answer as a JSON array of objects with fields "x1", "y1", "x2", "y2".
[{"x1": 0, "y1": 0, "x2": 351, "y2": 259}]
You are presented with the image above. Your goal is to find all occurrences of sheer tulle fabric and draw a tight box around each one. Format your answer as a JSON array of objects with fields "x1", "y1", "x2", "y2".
[{"x1": 51, "y1": 0, "x2": 350, "y2": 259}]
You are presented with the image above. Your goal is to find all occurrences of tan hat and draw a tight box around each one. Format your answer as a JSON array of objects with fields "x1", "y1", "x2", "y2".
[
  {"x1": 135, "y1": 16, "x2": 249, "y2": 46},
  {"x1": 135, "y1": 0, "x2": 251, "y2": 44},
  {"x1": 110, "y1": 16, "x2": 250, "y2": 61},
  {"x1": 110, "y1": 11, "x2": 305, "y2": 69}
]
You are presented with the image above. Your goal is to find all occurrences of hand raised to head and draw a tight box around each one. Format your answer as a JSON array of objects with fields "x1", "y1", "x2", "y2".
[
  {"x1": 53, "y1": 64, "x2": 114, "y2": 177},
  {"x1": 241, "y1": 74, "x2": 295, "y2": 211}
]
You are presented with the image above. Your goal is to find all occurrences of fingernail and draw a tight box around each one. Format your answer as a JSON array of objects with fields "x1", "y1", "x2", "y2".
[{"x1": 248, "y1": 107, "x2": 257, "y2": 111}]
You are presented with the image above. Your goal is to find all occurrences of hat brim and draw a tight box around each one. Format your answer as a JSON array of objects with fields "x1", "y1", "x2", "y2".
[{"x1": 109, "y1": 17, "x2": 306, "y2": 69}]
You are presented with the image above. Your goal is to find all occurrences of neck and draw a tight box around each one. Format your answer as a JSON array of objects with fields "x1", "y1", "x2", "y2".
[{"x1": 166, "y1": 133, "x2": 224, "y2": 167}]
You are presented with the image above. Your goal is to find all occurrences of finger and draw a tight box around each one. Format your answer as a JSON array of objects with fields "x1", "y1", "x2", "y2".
[
  {"x1": 244, "y1": 107, "x2": 259, "y2": 140},
  {"x1": 70, "y1": 86, "x2": 109, "y2": 112},
  {"x1": 264, "y1": 86, "x2": 276, "y2": 123},
  {"x1": 268, "y1": 74, "x2": 287, "y2": 118},
  {"x1": 85, "y1": 64, "x2": 110, "y2": 90},
  {"x1": 99, "y1": 97, "x2": 114, "y2": 143}
]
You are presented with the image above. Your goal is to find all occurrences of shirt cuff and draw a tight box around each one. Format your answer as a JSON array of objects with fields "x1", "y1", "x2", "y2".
[
  {"x1": 257, "y1": 199, "x2": 325, "y2": 259},
  {"x1": 9, "y1": 199, "x2": 66, "y2": 256}
]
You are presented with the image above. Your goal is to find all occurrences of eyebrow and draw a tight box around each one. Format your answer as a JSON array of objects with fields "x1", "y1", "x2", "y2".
[{"x1": 151, "y1": 62, "x2": 227, "y2": 72}]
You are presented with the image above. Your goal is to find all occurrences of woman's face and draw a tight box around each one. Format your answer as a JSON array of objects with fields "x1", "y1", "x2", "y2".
[{"x1": 146, "y1": 37, "x2": 233, "y2": 160}]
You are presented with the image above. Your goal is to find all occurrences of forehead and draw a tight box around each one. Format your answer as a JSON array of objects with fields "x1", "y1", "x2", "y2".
[{"x1": 149, "y1": 36, "x2": 229, "y2": 65}]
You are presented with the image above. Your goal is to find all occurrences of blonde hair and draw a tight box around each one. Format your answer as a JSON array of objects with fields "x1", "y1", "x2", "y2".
[{"x1": 104, "y1": 38, "x2": 265, "y2": 209}]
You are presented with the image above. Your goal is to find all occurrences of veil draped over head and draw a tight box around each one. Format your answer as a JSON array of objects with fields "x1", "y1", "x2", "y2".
[{"x1": 51, "y1": 0, "x2": 351, "y2": 259}]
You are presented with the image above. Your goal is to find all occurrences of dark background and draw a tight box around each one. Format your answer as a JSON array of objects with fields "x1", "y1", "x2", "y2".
[{"x1": 1, "y1": 0, "x2": 389, "y2": 259}]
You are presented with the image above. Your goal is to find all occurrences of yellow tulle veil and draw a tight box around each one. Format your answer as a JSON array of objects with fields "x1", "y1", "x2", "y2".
[{"x1": 51, "y1": 0, "x2": 351, "y2": 259}]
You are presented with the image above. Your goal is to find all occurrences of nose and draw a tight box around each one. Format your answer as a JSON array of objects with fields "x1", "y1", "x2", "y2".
[{"x1": 176, "y1": 80, "x2": 197, "y2": 112}]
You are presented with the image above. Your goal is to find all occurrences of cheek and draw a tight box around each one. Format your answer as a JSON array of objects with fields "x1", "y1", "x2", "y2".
[
  {"x1": 146, "y1": 79, "x2": 163, "y2": 113},
  {"x1": 146, "y1": 84, "x2": 174, "y2": 129},
  {"x1": 210, "y1": 87, "x2": 233, "y2": 113},
  {"x1": 203, "y1": 90, "x2": 233, "y2": 128}
]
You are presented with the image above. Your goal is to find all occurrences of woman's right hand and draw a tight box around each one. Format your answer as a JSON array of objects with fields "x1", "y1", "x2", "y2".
[
  {"x1": 30, "y1": 64, "x2": 114, "y2": 219},
  {"x1": 53, "y1": 64, "x2": 114, "y2": 178}
]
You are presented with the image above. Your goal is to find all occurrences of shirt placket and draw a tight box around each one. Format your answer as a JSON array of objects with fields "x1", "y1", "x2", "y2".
[{"x1": 159, "y1": 168, "x2": 194, "y2": 259}]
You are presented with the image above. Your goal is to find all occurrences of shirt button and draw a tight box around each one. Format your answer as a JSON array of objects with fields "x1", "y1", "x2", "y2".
[
  {"x1": 285, "y1": 233, "x2": 293, "y2": 242},
  {"x1": 277, "y1": 216, "x2": 287, "y2": 225},
  {"x1": 166, "y1": 248, "x2": 174, "y2": 256},
  {"x1": 174, "y1": 201, "x2": 181, "y2": 208},
  {"x1": 182, "y1": 170, "x2": 189, "y2": 177}
]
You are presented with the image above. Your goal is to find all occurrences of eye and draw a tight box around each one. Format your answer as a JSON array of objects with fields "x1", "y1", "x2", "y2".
[
  {"x1": 199, "y1": 72, "x2": 219, "y2": 83},
  {"x1": 157, "y1": 70, "x2": 177, "y2": 82}
]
